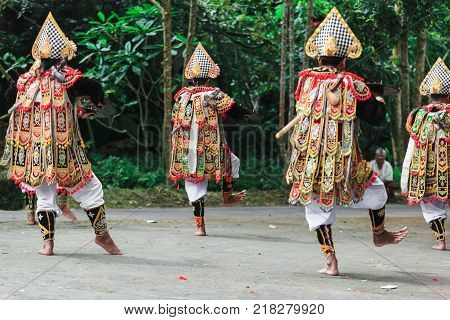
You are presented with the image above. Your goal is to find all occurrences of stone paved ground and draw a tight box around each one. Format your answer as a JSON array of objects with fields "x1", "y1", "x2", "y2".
[{"x1": 0, "y1": 205, "x2": 448, "y2": 300}]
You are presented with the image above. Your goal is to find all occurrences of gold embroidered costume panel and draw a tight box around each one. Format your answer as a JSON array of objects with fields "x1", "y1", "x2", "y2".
[
  {"x1": 169, "y1": 87, "x2": 235, "y2": 184},
  {"x1": 405, "y1": 104, "x2": 450, "y2": 205},
  {"x1": 287, "y1": 67, "x2": 375, "y2": 209},
  {"x1": 1, "y1": 67, "x2": 92, "y2": 193}
]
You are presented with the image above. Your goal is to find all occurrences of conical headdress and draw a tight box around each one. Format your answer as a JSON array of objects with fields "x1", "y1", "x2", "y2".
[
  {"x1": 419, "y1": 58, "x2": 450, "y2": 96},
  {"x1": 31, "y1": 12, "x2": 75, "y2": 61},
  {"x1": 184, "y1": 43, "x2": 220, "y2": 79},
  {"x1": 305, "y1": 7, "x2": 362, "y2": 59}
]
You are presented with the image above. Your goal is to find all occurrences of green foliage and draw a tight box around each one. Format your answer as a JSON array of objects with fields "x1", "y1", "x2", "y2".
[
  {"x1": 0, "y1": 0, "x2": 448, "y2": 195},
  {"x1": 91, "y1": 155, "x2": 165, "y2": 189},
  {"x1": 90, "y1": 152, "x2": 284, "y2": 191},
  {"x1": 0, "y1": 53, "x2": 29, "y2": 76},
  {"x1": 193, "y1": 0, "x2": 281, "y2": 112},
  {"x1": 0, "y1": 177, "x2": 24, "y2": 211},
  {"x1": 0, "y1": 53, "x2": 30, "y2": 113},
  {"x1": 239, "y1": 157, "x2": 284, "y2": 190},
  {"x1": 76, "y1": 4, "x2": 164, "y2": 114},
  {"x1": 92, "y1": 155, "x2": 138, "y2": 189},
  {"x1": 392, "y1": 165, "x2": 401, "y2": 186}
]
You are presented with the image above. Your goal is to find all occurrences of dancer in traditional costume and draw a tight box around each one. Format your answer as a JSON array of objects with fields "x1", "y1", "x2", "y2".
[
  {"x1": 401, "y1": 58, "x2": 450, "y2": 250},
  {"x1": 4, "y1": 70, "x2": 78, "y2": 225},
  {"x1": 279, "y1": 7, "x2": 408, "y2": 275},
  {"x1": 0, "y1": 12, "x2": 121, "y2": 255},
  {"x1": 169, "y1": 43, "x2": 247, "y2": 236}
]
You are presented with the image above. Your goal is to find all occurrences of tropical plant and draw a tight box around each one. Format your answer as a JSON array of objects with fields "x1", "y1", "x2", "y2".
[{"x1": 76, "y1": 4, "x2": 166, "y2": 169}]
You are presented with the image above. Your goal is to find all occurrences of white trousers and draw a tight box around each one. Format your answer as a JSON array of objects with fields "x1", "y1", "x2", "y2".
[
  {"x1": 185, "y1": 153, "x2": 240, "y2": 203},
  {"x1": 305, "y1": 177, "x2": 387, "y2": 230},
  {"x1": 35, "y1": 174, "x2": 105, "y2": 212},
  {"x1": 421, "y1": 200, "x2": 447, "y2": 223}
]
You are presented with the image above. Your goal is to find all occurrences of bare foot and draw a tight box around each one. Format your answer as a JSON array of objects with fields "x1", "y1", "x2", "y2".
[
  {"x1": 60, "y1": 205, "x2": 77, "y2": 221},
  {"x1": 195, "y1": 226, "x2": 206, "y2": 236},
  {"x1": 432, "y1": 240, "x2": 446, "y2": 251},
  {"x1": 373, "y1": 227, "x2": 408, "y2": 247},
  {"x1": 95, "y1": 234, "x2": 123, "y2": 255},
  {"x1": 38, "y1": 240, "x2": 54, "y2": 256},
  {"x1": 27, "y1": 213, "x2": 37, "y2": 225},
  {"x1": 193, "y1": 217, "x2": 206, "y2": 236},
  {"x1": 318, "y1": 254, "x2": 339, "y2": 276},
  {"x1": 223, "y1": 190, "x2": 247, "y2": 206}
]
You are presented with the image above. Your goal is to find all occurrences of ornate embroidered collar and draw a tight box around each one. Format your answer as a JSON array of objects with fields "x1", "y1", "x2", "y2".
[
  {"x1": 298, "y1": 67, "x2": 365, "y2": 82},
  {"x1": 174, "y1": 86, "x2": 216, "y2": 100},
  {"x1": 421, "y1": 103, "x2": 450, "y2": 112}
]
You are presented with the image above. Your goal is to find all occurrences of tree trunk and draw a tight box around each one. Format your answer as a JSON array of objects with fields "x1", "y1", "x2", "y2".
[
  {"x1": 389, "y1": 40, "x2": 405, "y2": 166},
  {"x1": 391, "y1": 91, "x2": 404, "y2": 166},
  {"x1": 182, "y1": 0, "x2": 198, "y2": 88},
  {"x1": 303, "y1": 0, "x2": 314, "y2": 69},
  {"x1": 278, "y1": 1, "x2": 289, "y2": 168},
  {"x1": 399, "y1": 5, "x2": 410, "y2": 153},
  {"x1": 412, "y1": 26, "x2": 427, "y2": 110},
  {"x1": 286, "y1": 0, "x2": 295, "y2": 171},
  {"x1": 143, "y1": 123, "x2": 150, "y2": 169},
  {"x1": 287, "y1": 0, "x2": 295, "y2": 123},
  {"x1": 161, "y1": 0, "x2": 173, "y2": 181}
]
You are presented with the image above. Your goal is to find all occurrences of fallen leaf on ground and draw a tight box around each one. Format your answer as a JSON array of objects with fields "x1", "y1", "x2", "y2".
[
  {"x1": 177, "y1": 275, "x2": 187, "y2": 280},
  {"x1": 268, "y1": 224, "x2": 278, "y2": 229},
  {"x1": 431, "y1": 277, "x2": 440, "y2": 281},
  {"x1": 146, "y1": 220, "x2": 157, "y2": 223}
]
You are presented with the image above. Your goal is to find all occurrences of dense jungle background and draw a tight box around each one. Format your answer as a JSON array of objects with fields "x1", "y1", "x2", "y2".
[{"x1": 0, "y1": 0, "x2": 449, "y2": 209}]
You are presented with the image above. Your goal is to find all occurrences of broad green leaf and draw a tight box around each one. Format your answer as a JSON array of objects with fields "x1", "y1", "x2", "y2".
[
  {"x1": 97, "y1": 12, "x2": 106, "y2": 22},
  {"x1": 274, "y1": 4, "x2": 285, "y2": 22},
  {"x1": 125, "y1": 41, "x2": 132, "y2": 53},
  {"x1": 132, "y1": 66, "x2": 142, "y2": 75}
]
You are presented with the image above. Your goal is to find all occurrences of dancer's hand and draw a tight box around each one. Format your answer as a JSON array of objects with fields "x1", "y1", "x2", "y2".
[
  {"x1": 433, "y1": 110, "x2": 450, "y2": 131},
  {"x1": 79, "y1": 111, "x2": 96, "y2": 119},
  {"x1": 69, "y1": 40, "x2": 78, "y2": 53},
  {"x1": 204, "y1": 89, "x2": 221, "y2": 109}
]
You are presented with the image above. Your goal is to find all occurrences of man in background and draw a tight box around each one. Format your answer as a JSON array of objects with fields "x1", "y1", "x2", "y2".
[{"x1": 370, "y1": 148, "x2": 393, "y2": 198}]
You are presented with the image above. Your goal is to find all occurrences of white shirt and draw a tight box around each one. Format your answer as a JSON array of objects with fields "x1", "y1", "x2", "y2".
[
  {"x1": 370, "y1": 159, "x2": 393, "y2": 183},
  {"x1": 400, "y1": 139, "x2": 415, "y2": 193}
]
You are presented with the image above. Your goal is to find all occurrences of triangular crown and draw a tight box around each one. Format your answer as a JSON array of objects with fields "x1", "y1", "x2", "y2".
[
  {"x1": 419, "y1": 58, "x2": 450, "y2": 96},
  {"x1": 32, "y1": 12, "x2": 75, "y2": 61},
  {"x1": 305, "y1": 7, "x2": 362, "y2": 59},
  {"x1": 184, "y1": 43, "x2": 220, "y2": 79}
]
